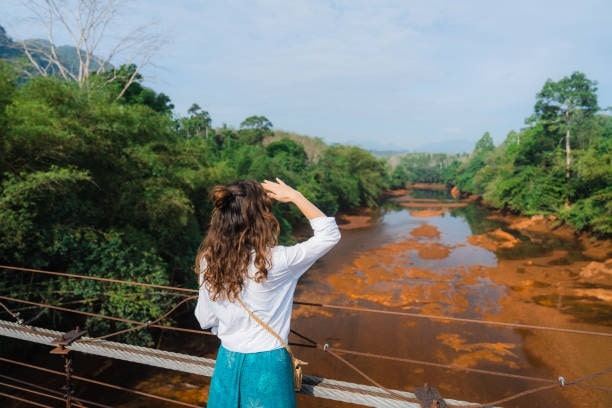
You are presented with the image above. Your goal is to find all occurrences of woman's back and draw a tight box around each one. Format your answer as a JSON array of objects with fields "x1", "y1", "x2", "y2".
[{"x1": 194, "y1": 178, "x2": 340, "y2": 407}]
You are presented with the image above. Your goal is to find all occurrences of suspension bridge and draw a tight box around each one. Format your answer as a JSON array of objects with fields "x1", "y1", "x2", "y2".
[{"x1": 1, "y1": 265, "x2": 610, "y2": 407}]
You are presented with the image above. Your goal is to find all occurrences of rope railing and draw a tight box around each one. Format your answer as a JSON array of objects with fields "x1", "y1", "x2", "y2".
[
  {"x1": 0, "y1": 374, "x2": 114, "y2": 408},
  {"x1": 3, "y1": 264, "x2": 611, "y2": 338},
  {"x1": 0, "y1": 354, "x2": 203, "y2": 408},
  {"x1": 293, "y1": 300, "x2": 612, "y2": 338},
  {"x1": 0, "y1": 294, "x2": 207, "y2": 337},
  {"x1": 287, "y1": 328, "x2": 611, "y2": 408},
  {"x1": 0, "y1": 321, "x2": 420, "y2": 408},
  {"x1": 0, "y1": 374, "x2": 62, "y2": 398},
  {"x1": 1, "y1": 292, "x2": 606, "y2": 393},
  {"x1": 0, "y1": 380, "x2": 65, "y2": 404},
  {"x1": 318, "y1": 344, "x2": 559, "y2": 384},
  {"x1": 472, "y1": 367, "x2": 612, "y2": 408},
  {"x1": 0, "y1": 264, "x2": 197, "y2": 294},
  {"x1": 2, "y1": 264, "x2": 612, "y2": 407},
  {"x1": 0, "y1": 391, "x2": 54, "y2": 408},
  {"x1": 2, "y1": 318, "x2": 610, "y2": 408}
]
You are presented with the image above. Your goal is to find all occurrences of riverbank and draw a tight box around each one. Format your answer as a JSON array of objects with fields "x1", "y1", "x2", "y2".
[
  {"x1": 339, "y1": 190, "x2": 611, "y2": 301},
  {"x1": 341, "y1": 187, "x2": 611, "y2": 259},
  {"x1": 330, "y1": 189, "x2": 611, "y2": 407}
]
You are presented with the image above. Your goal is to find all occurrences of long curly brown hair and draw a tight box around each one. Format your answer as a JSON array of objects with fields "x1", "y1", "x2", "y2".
[{"x1": 195, "y1": 179, "x2": 280, "y2": 301}]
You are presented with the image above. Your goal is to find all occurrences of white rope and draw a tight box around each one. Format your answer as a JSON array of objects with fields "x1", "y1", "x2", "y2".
[
  {"x1": 0, "y1": 319, "x2": 215, "y2": 377},
  {"x1": 0, "y1": 319, "x2": 486, "y2": 407}
]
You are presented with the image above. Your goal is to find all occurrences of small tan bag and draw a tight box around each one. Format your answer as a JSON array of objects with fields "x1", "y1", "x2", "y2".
[
  {"x1": 236, "y1": 298, "x2": 308, "y2": 391},
  {"x1": 291, "y1": 355, "x2": 308, "y2": 392}
]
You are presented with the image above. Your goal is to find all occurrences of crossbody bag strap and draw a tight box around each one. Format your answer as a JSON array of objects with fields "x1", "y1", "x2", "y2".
[{"x1": 235, "y1": 297, "x2": 293, "y2": 357}]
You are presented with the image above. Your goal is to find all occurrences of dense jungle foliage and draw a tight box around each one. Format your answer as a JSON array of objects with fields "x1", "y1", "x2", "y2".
[
  {"x1": 0, "y1": 34, "x2": 609, "y2": 345},
  {"x1": 0, "y1": 58, "x2": 391, "y2": 344}
]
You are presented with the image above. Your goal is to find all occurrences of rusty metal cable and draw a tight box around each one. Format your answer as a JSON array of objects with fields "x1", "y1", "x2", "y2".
[
  {"x1": 0, "y1": 374, "x2": 113, "y2": 408},
  {"x1": 1, "y1": 265, "x2": 197, "y2": 294},
  {"x1": 0, "y1": 391, "x2": 54, "y2": 408},
  {"x1": 3, "y1": 264, "x2": 611, "y2": 338},
  {"x1": 293, "y1": 300, "x2": 612, "y2": 338},
  {"x1": 0, "y1": 295, "x2": 208, "y2": 336},
  {"x1": 2, "y1": 320, "x2": 611, "y2": 408},
  {"x1": 0, "y1": 355, "x2": 202, "y2": 408}
]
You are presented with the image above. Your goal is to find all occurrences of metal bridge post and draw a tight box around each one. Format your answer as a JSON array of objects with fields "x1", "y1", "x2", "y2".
[
  {"x1": 50, "y1": 327, "x2": 88, "y2": 408},
  {"x1": 414, "y1": 383, "x2": 449, "y2": 408}
]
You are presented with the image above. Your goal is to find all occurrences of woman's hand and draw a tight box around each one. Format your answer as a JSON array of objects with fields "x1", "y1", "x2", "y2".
[
  {"x1": 261, "y1": 178, "x2": 299, "y2": 203},
  {"x1": 262, "y1": 178, "x2": 325, "y2": 220}
]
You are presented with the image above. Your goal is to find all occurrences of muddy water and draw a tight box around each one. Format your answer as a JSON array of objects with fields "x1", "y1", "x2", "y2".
[{"x1": 289, "y1": 197, "x2": 612, "y2": 408}]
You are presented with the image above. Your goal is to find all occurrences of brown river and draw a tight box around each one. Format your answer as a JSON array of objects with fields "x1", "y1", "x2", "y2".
[
  {"x1": 287, "y1": 190, "x2": 612, "y2": 408},
  {"x1": 3, "y1": 188, "x2": 611, "y2": 407}
]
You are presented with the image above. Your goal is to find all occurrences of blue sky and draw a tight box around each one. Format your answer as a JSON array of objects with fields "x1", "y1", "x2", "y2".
[{"x1": 3, "y1": 0, "x2": 612, "y2": 152}]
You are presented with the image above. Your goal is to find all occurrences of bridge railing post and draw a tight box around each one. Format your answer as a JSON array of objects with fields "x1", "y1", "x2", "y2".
[
  {"x1": 414, "y1": 383, "x2": 449, "y2": 408},
  {"x1": 50, "y1": 327, "x2": 88, "y2": 408}
]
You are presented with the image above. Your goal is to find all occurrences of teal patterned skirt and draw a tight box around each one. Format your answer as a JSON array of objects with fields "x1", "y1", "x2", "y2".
[{"x1": 207, "y1": 345, "x2": 296, "y2": 407}]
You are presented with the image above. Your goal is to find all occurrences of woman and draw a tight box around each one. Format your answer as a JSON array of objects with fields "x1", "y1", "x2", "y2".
[{"x1": 195, "y1": 178, "x2": 340, "y2": 407}]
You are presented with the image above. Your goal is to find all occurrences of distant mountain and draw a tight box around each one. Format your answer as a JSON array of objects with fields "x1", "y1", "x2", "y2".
[
  {"x1": 369, "y1": 138, "x2": 474, "y2": 157},
  {"x1": 0, "y1": 25, "x2": 21, "y2": 59},
  {"x1": 0, "y1": 24, "x2": 110, "y2": 77},
  {"x1": 412, "y1": 139, "x2": 474, "y2": 154},
  {"x1": 21, "y1": 38, "x2": 109, "y2": 74}
]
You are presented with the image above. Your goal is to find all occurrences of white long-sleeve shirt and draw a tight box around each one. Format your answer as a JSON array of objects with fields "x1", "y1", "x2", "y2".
[{"x1": 194, "y1": 216, "x2": 340, "y2": 353}]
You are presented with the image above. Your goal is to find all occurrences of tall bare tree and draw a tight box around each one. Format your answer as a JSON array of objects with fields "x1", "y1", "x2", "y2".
[{"x1": 18, "y1": 0, "x2": 164, "y2": 98}]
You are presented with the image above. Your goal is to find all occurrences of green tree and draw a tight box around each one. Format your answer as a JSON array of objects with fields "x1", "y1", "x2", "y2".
[
  {"x1": 391, "y1": 152, "x2": 465, "y2": 186},
  {"x1": 239, "y1": 115, "x2": 273, "y2": 145},
  {"x1": 454, "y1": 132, "x2": 495, "y2": 194},
  {"x1": 0, "y1": 61, "x2": 18, "y2": 172},
  {"x1": 0, "y1": 167, "x2": 92, "y2": 267},
  {"x1": 389, "y1": 161, "x2": 412, "y2": 189},
  {"x1": 480, "y1": 124, "x2": 567, "y2": 213},
  {"x1": 0, "y1": 74, "x2": 193, "y2": 344},
  {"x1": 317, "y1": 145, "x2": 388, "y2": 209},
  {"x1": 265, "y1": 138, "x2": 309, "y2": 174},
  {"x1": 52, "y1": 227, "x2": 172, "y2": 345},
  {"x1": 531, "y1": 71, "x2": 599, "y2": 205},
  {"x1": 92, "y1": 64, "x2": 174, "y2": 113},
  {"x1": 561, "y1": 115, "x2": 612, "y2": 235},
  {"x1": 240, "y1": 115, "x2": 273, "y2": 131},
  {"x1": 177, "y1": 103, "x2": 212, "y2": 138},
  {"x1": 189, "y1": 103, "x2": 212, "y2": 133}
]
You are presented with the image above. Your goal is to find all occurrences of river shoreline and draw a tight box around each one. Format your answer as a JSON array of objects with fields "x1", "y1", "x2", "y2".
[
  {"x1": 339, "y1": 187, "x2": 611, "y2": 260},
  {"x1": 337, "y1": 188, "x2": 611, "y2": 316},
  {"x1": 330, "y1": 187, "x2": 611, "y2": 407}
]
